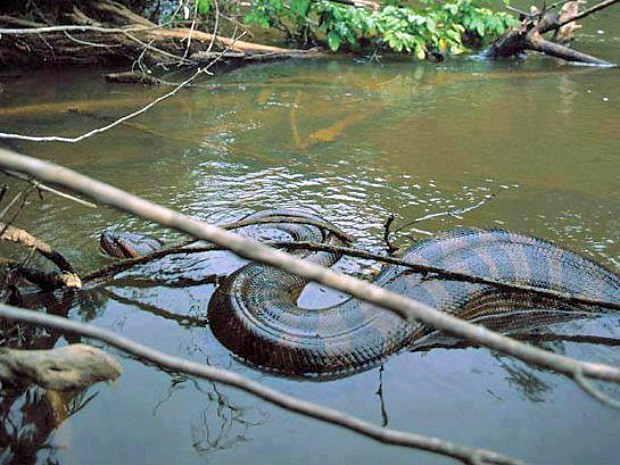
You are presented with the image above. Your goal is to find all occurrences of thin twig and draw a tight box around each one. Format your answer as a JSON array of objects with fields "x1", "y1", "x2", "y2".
[
  {"x1": 0, "y1": 302, "x2": 522, "y2": 465},
  {"x1": 392, "y1": 194, "x2": 496, "y2": 234},
  {"x1": 0, "y1": 29, "x2": 249, "y2": 143},
  {"x1": 539, "y1": 0, "x2": 620, "y2": 33},
  {"x1": 123, "y1": 30, "x2": 194, "y2": 64},
  {"x1": 383, "y1": 214, "x2": 398, "y2": 253},
  {"x1": 0, "y1": 23, "x2": 152, "y2": 35},
  {"x1": 62, "y1": 30, "x2": 121, "y2": 48},
  {"x1": 206, "y1": 0, "x2": 221, "y2": 56},
  {"x1": 181, "y1": 0, "x2": 199, "y2": 60},
  {"x1": 87, "y1": 237, "x2": 620, "y2": 311},
  {"x1": 505, "y1": 5, "x2": 533, "y2": 17},
  {"x1": 1, "y1": 150, "x2": 619, "y2": 398},
  {"x1": 574, "y1": 369, "x2": 620, "y2": 410},
  {"x1": 218, "y1": 215, "x2": 354, "y2": 241},
  {"x1": 0, "y1": 187, "x2": 36, "y2": 239},
  {"x1": 0, "y1": 69, "x2": 202, "y2": 143},
  {"x1": 1, "y1": 169, "x2": 97, "y2": 208},
  {"x1": 0, "y1": 191, "x2": 23, "y2": 220}
]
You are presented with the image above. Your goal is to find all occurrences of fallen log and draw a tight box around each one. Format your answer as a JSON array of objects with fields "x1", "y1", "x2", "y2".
[{"x1": 486, "y1": 0, "x2": 617, "y2": 65}]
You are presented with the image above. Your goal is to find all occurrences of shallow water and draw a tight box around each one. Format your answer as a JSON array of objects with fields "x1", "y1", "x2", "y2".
[{"x1": 1, "y1": 12, "x2": 619, "y2": 465}]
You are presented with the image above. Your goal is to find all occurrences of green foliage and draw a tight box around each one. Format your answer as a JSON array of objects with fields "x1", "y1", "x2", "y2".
[
  {"x1": 243, "y1": 0, "x2": 519, "y2": 59},
  {"x1": 197, "y1": 0, "x2": 212, "y2": 15}
]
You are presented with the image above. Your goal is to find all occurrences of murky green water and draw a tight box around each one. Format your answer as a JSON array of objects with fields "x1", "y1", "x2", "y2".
[{"x1": 1, "y1": 12, "x2": 619, "y2": 465}]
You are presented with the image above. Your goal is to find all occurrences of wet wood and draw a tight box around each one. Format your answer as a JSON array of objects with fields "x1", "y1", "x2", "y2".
[
  {"x1": 0, "y1": 0, "x2": 300, "y2": 67},
  {"x1": 0, "y1": 344, "x2": 121, "y2": 391},
  {"x1": 0, "y1": 222, "x2": 76, "y2": 273},
  {"x1": 487, "y1": 0, "x2": 616, "y2": 65},
  {"x1": 104, "y1": 71, "x2": 163, "y2": 85}
]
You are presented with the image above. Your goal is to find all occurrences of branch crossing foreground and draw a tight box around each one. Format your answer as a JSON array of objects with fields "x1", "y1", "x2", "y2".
[{"x1": 0, "y1": 149, "x2": 619, "y2": 465}]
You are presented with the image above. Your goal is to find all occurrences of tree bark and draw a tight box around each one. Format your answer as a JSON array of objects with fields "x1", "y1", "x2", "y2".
[{"x1": 486, "y1": 0, "x2": 616, "y2": 66}]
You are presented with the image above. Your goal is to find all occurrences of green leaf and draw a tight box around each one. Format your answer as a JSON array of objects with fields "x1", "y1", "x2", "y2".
[
  {"x1": 415, "y1": 43, "x2": 426, "y2": 60},
  {"x1": 327, "y1": 31, "x2": 342, "y2": 51},
  {"x1": 290, "y1": 0, "x2": 309, "y2": 17},
  {"x1": 197, "y1": 0, "x2": 212, "y2": 15}
]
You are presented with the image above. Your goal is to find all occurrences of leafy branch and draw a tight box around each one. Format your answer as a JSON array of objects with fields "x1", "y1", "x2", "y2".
[{"x1": 242, "y1": 0, "x2": 519, "y2": 56}]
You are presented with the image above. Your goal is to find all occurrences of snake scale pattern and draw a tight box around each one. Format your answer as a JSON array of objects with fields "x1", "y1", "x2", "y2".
[
  {"x1": 101, "y1": 209, "x2": 620, "y2": 379},
  {"x1": 206, "y1": 211, "x2": 620, "y2": 379}
]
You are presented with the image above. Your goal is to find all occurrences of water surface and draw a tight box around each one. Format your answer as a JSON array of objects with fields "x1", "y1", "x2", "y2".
[{"x1": 0, "y1": 13, "x2": 619, "y2": 465}]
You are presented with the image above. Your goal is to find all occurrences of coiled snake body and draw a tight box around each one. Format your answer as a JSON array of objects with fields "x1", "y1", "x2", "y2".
[
  {"x1": 101, "y1": 210, "x2": 620, "y2": 379},
  {"x1": 207, "y1": 211, "x2": 620, "y2": 379}
]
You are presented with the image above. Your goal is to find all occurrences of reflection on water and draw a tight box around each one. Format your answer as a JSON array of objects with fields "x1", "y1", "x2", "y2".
[{"x1": 1, "y1": 22, "x2": 619, "y2": 465}]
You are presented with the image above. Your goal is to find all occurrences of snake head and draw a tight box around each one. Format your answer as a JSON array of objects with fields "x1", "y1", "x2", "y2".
[{"x1": 100, "y1": 230, "x2": 163, "y2": 258}]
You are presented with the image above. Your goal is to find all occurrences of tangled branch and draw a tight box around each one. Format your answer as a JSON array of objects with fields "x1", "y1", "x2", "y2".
[
  {"x1": 488, "y1": 0, "x2": 618, "y2": 65},
  {"x1": 84, "y1": 237, "x2": 620, "y2": 312}
]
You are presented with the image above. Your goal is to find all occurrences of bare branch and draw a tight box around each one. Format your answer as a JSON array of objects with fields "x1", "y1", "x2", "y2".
[
  {"x1": 219, "y1": 215, "x2": 354, "y2": 242},
  {"x1": 62, "y1": 30, "x2": 120, "y2": 48},
  {"x1": 0, "y1": 18, "x2": 153, "y2": 35},
  {"x1": 574, "y1": 369, "x2": 620, "y2": 410},
  {"x1": 1, "y1": 169, "x2": 97, "y2": 208},
  {"x1": 392, "y1": 194, "x2": 496, "y2": 234},
  {"x1": 88, "y1": 236, "x2": 620, "y2": 311},
  {"x1": 0, "y1": 69, "x2": 203, "y2": 143},
  {"x1": 0, "y1": 302, "x2": 522, "y2": 465},
  {"x1": 539, "y1": 0, "x2": 620, "y2": 33}
]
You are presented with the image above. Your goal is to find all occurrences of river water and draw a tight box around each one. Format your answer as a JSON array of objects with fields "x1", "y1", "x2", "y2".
[{"x1": 0, "y1": 11, "x2": 619, "y2": 465}]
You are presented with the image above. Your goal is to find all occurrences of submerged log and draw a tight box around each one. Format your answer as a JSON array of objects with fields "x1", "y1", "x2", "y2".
[{"x1": 0, "y1": 343, "x2": 121, "y2": 390}]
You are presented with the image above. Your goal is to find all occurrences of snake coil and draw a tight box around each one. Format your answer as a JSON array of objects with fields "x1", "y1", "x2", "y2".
[{"x1": 208, "y1": 211, "x2": 620, "y2": 379}]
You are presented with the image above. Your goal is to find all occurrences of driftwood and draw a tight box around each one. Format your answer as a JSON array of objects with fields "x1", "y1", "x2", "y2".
[
  {"x1": 0, "y1": 343, "x2": 121, "y2": 390},
  {"x1": 4, "y1": 262, "x2": 82, "y2": 290},
  {"x1": 0, "y1": 0, "x2": 309, "y2": 67},
  {"x1": 0, "y1": 222, "x2": 75, "y2": 273},
  {"x1": 487, "y1": 0, "x2": 617, "y2": 65}
]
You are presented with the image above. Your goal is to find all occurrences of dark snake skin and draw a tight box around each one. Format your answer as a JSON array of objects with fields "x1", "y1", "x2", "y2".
[
  {"x1": 100, "y1": 210, "x2": 620, "y2": 379},
  {"x1": 207, "y1": 213, "x2": 620, "y2": 379},
  {"x1": 100, "y1": 230, "x2": 164, "y2": 258}
]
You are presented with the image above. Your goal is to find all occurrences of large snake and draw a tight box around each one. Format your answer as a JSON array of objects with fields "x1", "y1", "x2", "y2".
[
  {"x1": 206, "y1": 211, "x2": 620, "y2": 379},
  {"x1": 101, "y1": 210, "x2": 620, "y2": 379}
]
